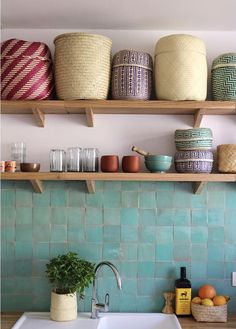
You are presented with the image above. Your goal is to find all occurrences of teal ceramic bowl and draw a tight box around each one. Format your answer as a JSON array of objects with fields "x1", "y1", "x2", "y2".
[
  {"x1": 144, "y1": 154, "x2": 172, "y2": 162},
  {"x1": 145, "y1": 158, "x2": 172, "y2": 173}
]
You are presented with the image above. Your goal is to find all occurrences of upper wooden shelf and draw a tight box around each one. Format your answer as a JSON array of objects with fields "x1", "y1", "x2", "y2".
[
  {"x1": 1, "y1": 100, "x2": 236, "y2": 128},
  {"x1": 2, "y1": 172, "x2": 236, "y2": 194}
]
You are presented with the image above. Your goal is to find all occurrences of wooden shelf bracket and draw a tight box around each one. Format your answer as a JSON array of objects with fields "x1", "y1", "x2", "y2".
[
  {"x1": 32, "y1": 107, "x2": 45, "y2": 127},
  {"x1": 86, "y1": 180, "x2": 96, "y2": 193},
  {"x1": 194, "y1": 109, "x2": 204, "y2": 128},
  {"x1": 193, "y1": 181, "x2": 206, "y2": 194},
  {"x1": 85, "y1": 107, "x2": 94, "y2": 127},
  {"x1": 30, "y1": 179, "x2": 44, "y2": 193}
]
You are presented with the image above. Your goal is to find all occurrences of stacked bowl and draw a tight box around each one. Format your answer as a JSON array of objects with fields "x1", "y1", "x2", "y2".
[{"x1": 174, "y1": 128, "x2": 214, "y2": 173}]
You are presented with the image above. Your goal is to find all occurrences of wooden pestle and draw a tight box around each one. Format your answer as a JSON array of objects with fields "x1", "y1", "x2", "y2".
[{"x1": 132, "y1": 146, "x2": 152, "y2": 156}]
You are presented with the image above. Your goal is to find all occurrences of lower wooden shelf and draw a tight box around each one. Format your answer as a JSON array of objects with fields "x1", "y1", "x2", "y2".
[{"x1": 1, "y1": 172, "x2": 236, "y2": 194}]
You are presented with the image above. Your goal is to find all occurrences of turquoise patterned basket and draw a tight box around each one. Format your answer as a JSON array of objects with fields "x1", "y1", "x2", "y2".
[
  {"x1": 211, "y1": 52, "x2": 236, "y2": 100},
  {"x1": 175, "y1": 128, "x2": 213, "y2": 150}
]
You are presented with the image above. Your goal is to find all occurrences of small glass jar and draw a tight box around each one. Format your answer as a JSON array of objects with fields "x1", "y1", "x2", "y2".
[
  {"x1": 82, "y1": 148, "x2": 99, "y2": 172},
  {"x1": 50, "y1": 149, "x2": 66, "y2": 172},
  {"x1": 11, "y1": 142, "x2": 26, "y2": 171},
  {"x1": 67, "y1": 147, "x2": 82, "y2": 172}
]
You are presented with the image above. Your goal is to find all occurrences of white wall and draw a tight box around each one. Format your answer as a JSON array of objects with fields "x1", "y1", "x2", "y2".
[{"x1": 1, "y1": 29, "x2": 236, "y2": 170}]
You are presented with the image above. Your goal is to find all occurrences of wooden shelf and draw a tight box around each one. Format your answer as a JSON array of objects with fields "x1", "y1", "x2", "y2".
[
  {"x1": 2, "y1": 100, "x2": 236, "y2": 128},
  {"x1": 2, "y1": 172, "x2": 236, "y2": 194}
]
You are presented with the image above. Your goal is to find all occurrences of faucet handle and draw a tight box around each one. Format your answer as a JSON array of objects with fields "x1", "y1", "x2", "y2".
[
  {"x1": 102, "y1": 293, "x2": 109, "y2": 312},
  {"x1": 105, "y1": 293, "x2": 109, "y2": 307}
]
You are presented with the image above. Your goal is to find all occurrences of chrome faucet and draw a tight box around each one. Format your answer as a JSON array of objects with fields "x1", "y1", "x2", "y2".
[{"x1": 91, "y1": 261, "x2": 122, "y2": 319}]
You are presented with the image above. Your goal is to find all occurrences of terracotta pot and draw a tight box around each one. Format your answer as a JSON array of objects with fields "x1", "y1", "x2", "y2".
[
  {"x1": 122, "y1": 155, "x2": 140, "y2": 172},
  {"x1": 101, "y1": 155, "x2": 119, "y2": 172}
]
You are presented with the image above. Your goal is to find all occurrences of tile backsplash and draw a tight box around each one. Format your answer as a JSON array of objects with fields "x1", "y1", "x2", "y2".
[{"x1": 1, "y1": 180, "x2": 236, "y2": 313}]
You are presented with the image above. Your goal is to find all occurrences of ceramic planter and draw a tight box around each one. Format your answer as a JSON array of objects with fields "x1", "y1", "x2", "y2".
[{"x1": 50, "y1": 291, "x2": 77, "y2": 321}]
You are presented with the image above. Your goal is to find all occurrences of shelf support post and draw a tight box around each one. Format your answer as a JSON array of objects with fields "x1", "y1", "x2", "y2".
[
  {"x1": 32, "y1": 108, "x2": 45, "y2": 127},
  {"x1": 30, "y1": 179, "x2": 43, "y2": 193},
  {"x1": 193, "y1": 181, "x2": 206, "y2": 194},
  {"x1": 194, "y1": 109, "x2": 204, "y2": 128},
  {"x1": 86, "y1": 180, "x2": 96, "y2": 194},
  {"x1": 85, "y1": 107, "x2": 94, "y2": 127}
]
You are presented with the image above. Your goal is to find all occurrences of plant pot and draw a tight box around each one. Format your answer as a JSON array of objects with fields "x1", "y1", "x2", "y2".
[{"x1": 50, "y1": 291, "x2": 77, "y2": 321}]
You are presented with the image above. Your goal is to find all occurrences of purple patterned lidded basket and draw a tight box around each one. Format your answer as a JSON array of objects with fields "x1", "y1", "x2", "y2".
[
  {"x1": 175, "y1": 150, "x2": 213, "y2": 173},
  {"x1": 112, "y1": 49, "x2": 153, "y2": 100}
]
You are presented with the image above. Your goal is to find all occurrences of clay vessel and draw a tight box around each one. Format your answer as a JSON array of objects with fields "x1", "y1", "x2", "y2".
[
  {"x1": 101, "y1": 155, "x2": 119, "y2": 172},
  {"x1": 122, "y1": 155, "x2": 140, "y2": 173}
]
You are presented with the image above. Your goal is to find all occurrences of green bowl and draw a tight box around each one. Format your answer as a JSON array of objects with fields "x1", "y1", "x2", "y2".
[
  {"x1": 145, "y1": 154, "x2": 172, "y2": 162},
  {"x1": 145, "y1": 159, "x2": 172, "y2": 173}
]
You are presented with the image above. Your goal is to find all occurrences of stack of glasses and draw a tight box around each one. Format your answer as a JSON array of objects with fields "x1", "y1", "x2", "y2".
[{"x1": 50, "y1": 148, "x2": 99, "y2": 172}]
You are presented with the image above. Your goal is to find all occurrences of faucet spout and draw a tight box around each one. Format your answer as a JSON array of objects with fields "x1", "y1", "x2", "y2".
[{"x1": 91, "y1": 261, "x2": 122, "y2": 319}]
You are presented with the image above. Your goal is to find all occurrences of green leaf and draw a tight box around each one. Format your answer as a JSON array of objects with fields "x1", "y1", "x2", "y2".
[{"x1": 45, "y1": 251, "x2": 95, "y2": 298}]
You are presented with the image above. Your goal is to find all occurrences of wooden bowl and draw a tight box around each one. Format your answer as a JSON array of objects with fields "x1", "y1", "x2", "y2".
[{"x1": 20, "y1": 163, "x2": 40, "y2": 172}]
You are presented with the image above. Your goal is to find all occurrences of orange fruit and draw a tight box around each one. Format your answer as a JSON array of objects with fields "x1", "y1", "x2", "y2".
[
  {"x1": 213, "y1": 295, "x2": 227, "y2": 306},
  {"x1": 224, "y1": 295, "x2": 230, "y2": 302},
  {"x1": 198, "y1": 284, "x2": 216, "y2": 299}
]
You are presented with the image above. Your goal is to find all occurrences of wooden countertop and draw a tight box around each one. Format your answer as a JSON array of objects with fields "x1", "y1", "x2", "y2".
[{"x1": 1, "y1": 312, "x2": 236, "y2": 329}]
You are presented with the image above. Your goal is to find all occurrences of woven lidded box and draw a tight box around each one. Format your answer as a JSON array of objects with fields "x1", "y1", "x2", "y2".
[
  {"x1": 211, "y1": 53, "x2": 236, "y2": 100},
  {"x1": 191, "y1": 303, "x2": 227, "y2": 322},
  {"x1": 174, "y1": 128, "x2": 213, "y2": 151},
  {"x1": 112, "y1": 49, "x2": 153, "y2": 100},
  {"x1": 154, "y1": 34, "x2": 207, "y2": 101},
  {"x1": 217, "y1": 144, "x2": 236, "y2": 173},
  {"x1": 1, "y1": 38, "x2": 54, "y2": 100},
  {"x1": 174, "y1": 150, "x2": 213, "y2": 173},
  {"x1": 54, "y1": 33, "x2": 112, "y2": 100}
]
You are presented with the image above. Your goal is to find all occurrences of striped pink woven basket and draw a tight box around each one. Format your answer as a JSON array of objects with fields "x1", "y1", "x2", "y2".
[{"x1": 1, "y1": 39, "x2": 54, "y2": 100}]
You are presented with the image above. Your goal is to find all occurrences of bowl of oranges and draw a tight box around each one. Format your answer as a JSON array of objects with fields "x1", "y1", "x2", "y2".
[{"x1": 191, "y1": 284, "x2": 230, "y2": 322}]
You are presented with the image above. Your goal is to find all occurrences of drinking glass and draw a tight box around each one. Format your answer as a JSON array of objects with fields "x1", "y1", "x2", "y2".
[
  {"x1": 82, "y1": 148, "x2": 99, "y2": 172},
  {"x1": 11, "y1": 142, "x2": 26, "y2": 171},
  {"x1": 50, "y1": 149, "x2": 66, "y2": 172},
  {"x1": 67, "y1": 147, "x2": 82, "y2": 172}
]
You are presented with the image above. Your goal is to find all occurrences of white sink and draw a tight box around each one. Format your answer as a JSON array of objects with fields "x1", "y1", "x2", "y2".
[
  {"x1": 98, "y1": 313, "x2": 182, "y2": 329},
  {"x1": 12, "y1": 312, "x2": 182, "y2": 329}
]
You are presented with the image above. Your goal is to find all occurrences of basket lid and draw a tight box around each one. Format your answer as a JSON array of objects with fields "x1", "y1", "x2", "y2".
[
  {"x1": 154, "y1": 34, "x2": 206, "y2": 56},
  {"x1": 211, "y1": 52, "x2": 236, "y2": 70},
  {"x1": 1, "y1": 39, "x2": 52, "y2": 61},
  {"x1": 54, "y1": 32, "x2": 112, "y2": 46},
  {"x1": 112, "y1": 49, "x2": 153, "y2": 70}
]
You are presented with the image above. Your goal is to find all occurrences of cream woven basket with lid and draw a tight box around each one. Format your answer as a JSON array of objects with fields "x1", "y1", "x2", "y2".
[
  {"x1": 154, "y1": 34, "x2": 207, "y2": 101},
  {"x1": 54, "y1": 33, "x2": 112, "y2": 100}
]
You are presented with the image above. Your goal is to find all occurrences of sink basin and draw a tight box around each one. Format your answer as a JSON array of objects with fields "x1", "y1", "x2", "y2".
[
  {"x1": 98, "y1": 313, "x2": 182, "y2": 329},
  {"x1": 12, "y1": 312, "x2": 181, "y2": 329}
]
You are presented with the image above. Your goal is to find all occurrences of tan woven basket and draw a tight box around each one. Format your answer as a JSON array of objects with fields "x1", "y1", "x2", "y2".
[
  {"x1": 154, "y1": 34, "x2": 207, "y2": 101},
  {"x1": 54, "y1": 33, "x2": 112, "y2": 100},
  {"x1": 191, "y1": 303, "x2": 227, "y2": 322},
  {"x1": 217, "y1": 144, "x2": 236, "y2": 173}
]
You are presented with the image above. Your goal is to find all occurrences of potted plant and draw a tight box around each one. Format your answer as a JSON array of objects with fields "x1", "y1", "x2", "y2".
[{"x1": 45, "y1": 251, "x2": 95, "y2": 321}]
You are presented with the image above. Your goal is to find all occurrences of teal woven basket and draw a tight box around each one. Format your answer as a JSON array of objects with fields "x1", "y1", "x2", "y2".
[
  {"x1": 211, "y1": 52, "x2": 236, "y2": 100},
  {"x1": 174, "y1": 128, "x2": 213, "y2": 151}
]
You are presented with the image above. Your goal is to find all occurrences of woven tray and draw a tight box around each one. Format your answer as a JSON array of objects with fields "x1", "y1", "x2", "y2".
[{"x1": 191, "y1": 302, "x2": 227, "y2": 322}]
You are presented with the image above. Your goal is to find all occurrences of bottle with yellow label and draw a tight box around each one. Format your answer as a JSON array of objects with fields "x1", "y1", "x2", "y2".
[{"x1": 175, "y1": 267, "x2": 191, "y2": 316}]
